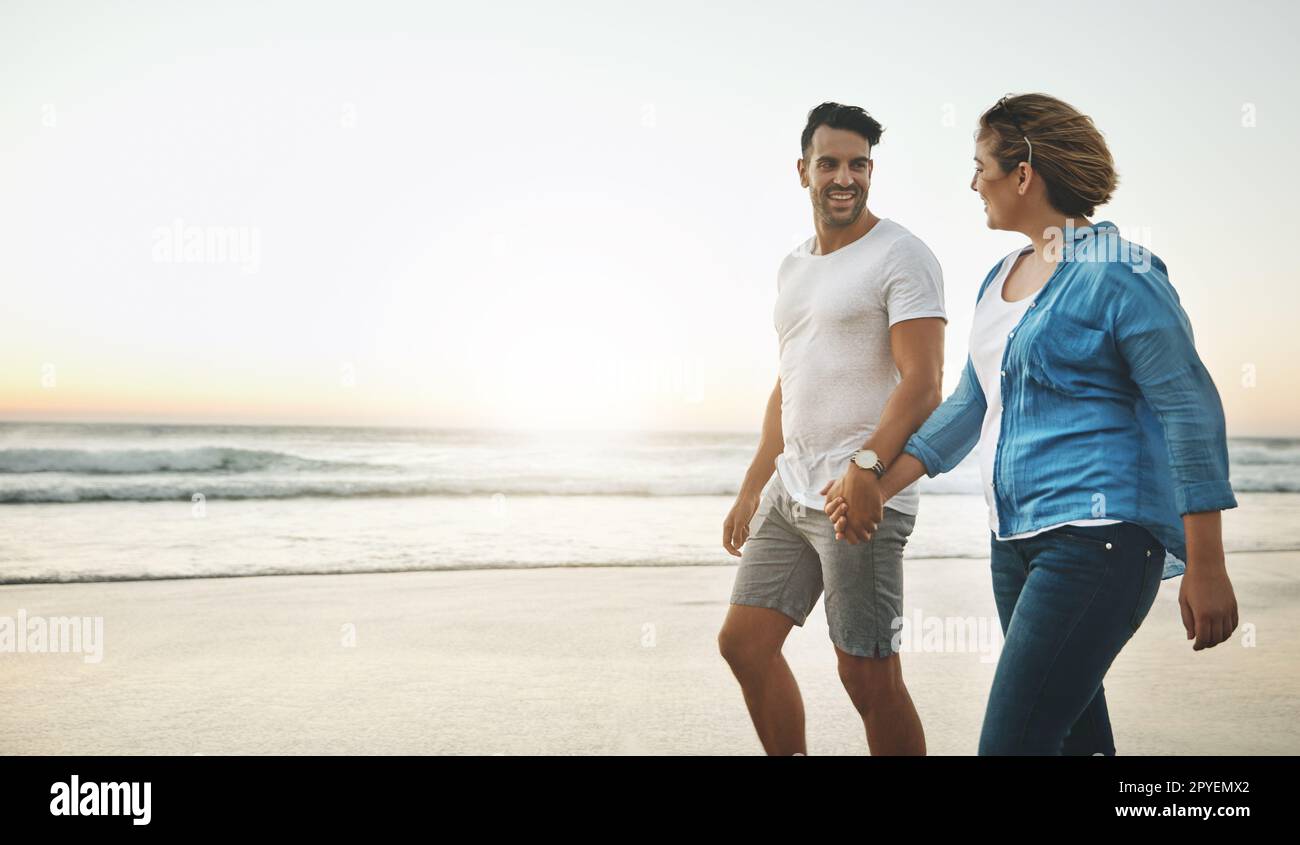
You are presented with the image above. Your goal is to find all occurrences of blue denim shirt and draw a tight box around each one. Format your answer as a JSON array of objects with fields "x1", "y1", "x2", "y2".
[{"x1": 902, "y1": 221, "x2": 1237, "y2": 579}]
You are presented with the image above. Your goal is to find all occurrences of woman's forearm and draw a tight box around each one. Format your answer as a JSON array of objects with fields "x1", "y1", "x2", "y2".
[
  {"x1": 878, "y1": 453, "x2": 928, "y2": 503},
  {"x1": 1183, "y1": 510, "x2": 1226, "y2": 573}
]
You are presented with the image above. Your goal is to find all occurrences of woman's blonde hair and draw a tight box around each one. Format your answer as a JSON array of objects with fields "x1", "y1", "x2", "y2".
[{"x1": 978, "y1": 93, "x2": 1117, "y2": 216}]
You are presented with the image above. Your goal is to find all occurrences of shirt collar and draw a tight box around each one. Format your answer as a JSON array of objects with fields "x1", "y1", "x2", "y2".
[
  {"x1": 1055, "y1": 219, "x2": 1119, "y2": 263},
  {"x1": 1061, "y1": 219, "x2": 1118, "y2": 244}
]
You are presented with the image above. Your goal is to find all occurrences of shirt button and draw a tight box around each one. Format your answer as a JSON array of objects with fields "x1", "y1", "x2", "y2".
[
  {"x1": 1000, "y1": 370, "x2": 1006, "y2": 377},
  {"x1": 1105, "y1": 542, "x2": 1113, "y2": 550},
  {"x1": 1008, "y1": 331, "x2": 1015, "y2": 338},
  {"x1": 1146, "y1": 549, "x2": 1152, "y2": 557},
  {"x1": 1030, "y1": 301, "x2": 1036, "y2": 307}
]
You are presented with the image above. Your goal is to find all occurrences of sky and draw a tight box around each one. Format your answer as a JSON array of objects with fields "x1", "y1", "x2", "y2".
[{"x1": 2, "y1": 0, "x2": 1298, "y2": 435}]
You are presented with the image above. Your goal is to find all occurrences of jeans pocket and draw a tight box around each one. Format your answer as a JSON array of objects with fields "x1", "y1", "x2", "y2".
[
  {"x1": 1128, "y1": 543, "x2": 1165, "y2": 634},
  {"x1": 1049, "y1": 527, "x2": 1118, "y2": 551}
]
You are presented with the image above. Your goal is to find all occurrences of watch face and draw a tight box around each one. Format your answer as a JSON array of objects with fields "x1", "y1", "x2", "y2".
[{"x1": 854, "y1": 449, "x2": 878, "y2": 470}]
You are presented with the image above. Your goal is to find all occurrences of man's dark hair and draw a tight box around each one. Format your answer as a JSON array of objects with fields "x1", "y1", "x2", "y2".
[{"x1": 800, "y1": 102, "x2": 884, "y2": 158}]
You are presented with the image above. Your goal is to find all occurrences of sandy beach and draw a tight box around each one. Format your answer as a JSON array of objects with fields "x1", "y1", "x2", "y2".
[{"x1": 1, "y1": 551, "x2": 1295, "y2": 755}]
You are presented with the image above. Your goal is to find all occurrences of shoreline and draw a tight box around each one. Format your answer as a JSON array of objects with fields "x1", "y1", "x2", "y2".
[{"x1": 3, "y1": 544, "x2": 1297, "y2": 588}]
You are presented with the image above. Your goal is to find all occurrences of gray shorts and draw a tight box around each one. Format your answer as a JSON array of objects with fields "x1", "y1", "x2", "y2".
[{"x1": 729, "y1": 474, "x2": 916, "y2": 659}]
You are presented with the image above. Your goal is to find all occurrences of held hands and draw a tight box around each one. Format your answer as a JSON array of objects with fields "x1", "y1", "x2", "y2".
[{"x1": 819, "y1": 466, "x2": 883, "y2": 544}]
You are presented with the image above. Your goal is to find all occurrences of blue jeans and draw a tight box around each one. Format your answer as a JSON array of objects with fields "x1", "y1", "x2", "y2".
[{"x1": 979, "y1": 521, "x2": 1165, "y2": 755}]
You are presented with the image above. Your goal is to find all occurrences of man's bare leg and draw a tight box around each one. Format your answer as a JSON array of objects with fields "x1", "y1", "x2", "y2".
[
  {"x1": 835, "y1": 646, "x2": 926, "y2": 755},
  {"x1": 718, "y1": 604, "x2": 805, "y2": 755}
]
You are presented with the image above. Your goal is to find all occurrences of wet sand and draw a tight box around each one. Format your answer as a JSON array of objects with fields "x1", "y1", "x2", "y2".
[{"x1": 1, "y1": 552, "x2": 1294, "y2": 755}]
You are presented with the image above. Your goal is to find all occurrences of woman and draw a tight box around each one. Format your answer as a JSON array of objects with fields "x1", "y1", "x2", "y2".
[{"x1": 825, "y1": 93, "x2": 1239, "y2": 755}]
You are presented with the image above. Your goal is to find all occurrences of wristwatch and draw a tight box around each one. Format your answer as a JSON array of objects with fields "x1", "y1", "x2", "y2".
[{"x1": 850, "y1": 449, "x2": 886, "y2": 479}]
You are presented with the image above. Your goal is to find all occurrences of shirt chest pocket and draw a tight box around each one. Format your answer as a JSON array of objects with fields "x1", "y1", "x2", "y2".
[{"x1": 1026, "y1": 313, "x2": 1115, "y2": 394}]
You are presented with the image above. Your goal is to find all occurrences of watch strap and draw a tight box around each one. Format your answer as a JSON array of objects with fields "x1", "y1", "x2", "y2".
[{"x1": 850, "y1": 450, "x2": 887, "y2": 479}]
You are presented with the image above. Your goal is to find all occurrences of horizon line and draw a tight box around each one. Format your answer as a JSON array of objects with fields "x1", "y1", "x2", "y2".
[{"x1": 1, "y1": 417, "x2": 1298, "y2": 442}]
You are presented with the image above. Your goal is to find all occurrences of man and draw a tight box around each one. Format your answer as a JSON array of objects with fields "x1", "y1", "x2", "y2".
[{"x1": 718, "y1": 102, "x2": 946, "y2": 755}]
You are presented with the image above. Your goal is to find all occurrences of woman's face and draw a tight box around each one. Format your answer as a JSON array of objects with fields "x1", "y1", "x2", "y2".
[{"x1": 970, "y1": 134, "x2": 1019, "y2": 230}]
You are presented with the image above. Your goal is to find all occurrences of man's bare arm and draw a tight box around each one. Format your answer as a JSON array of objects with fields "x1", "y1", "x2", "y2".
[
  {"x1": 819, "y1": 317, "x2": 944, "y2": 543},
  {"x1": 857, "y1": 317, "x2": 945, "y2": 468},
  {"x1": 740, "y1": 375, "x2": 783, "y2": 503},
  {"x1": 723, "y1": 376, "x2": 784, "y2": 556}
]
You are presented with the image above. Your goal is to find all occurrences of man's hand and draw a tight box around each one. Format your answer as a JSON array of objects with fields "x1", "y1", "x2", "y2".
[
  {"x1": 1178, "y1": 559, "x2": 1239, "y2": 651},
  {"x1": 722, "y1": 492, "x2": 762, "y2": 557},
  {"x1": 819, "y1": 466, "x2": 883, "y2": 544}
]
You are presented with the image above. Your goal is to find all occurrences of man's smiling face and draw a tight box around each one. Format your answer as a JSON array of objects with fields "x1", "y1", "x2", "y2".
[{"x1": 800, "y1": 124, "x2": 873, "y2": 228}]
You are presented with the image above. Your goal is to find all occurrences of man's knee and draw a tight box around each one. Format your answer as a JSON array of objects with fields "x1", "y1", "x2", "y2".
[
  {"x1": 718, "y1": 605, "x2": 791, "y2": 674},
  {"x1": 836, "y1": 648, "x2": 905, "y2": 711},
  {"x1": 718, "y1": 625, "x2": 777, "y2": 674}
]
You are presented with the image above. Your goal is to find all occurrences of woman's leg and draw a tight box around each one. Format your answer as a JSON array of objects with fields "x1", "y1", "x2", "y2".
[
  {"x1": 988, "y1": 531, "x2": 1028, "y2": 634},
  {"x1": 1061, "y1": 685, "x2": 1114, "y2": 756},
  {"x1": 988, "y1": 530, "x2": 1119, "y2": 755},
  {"x1": 978, "y1": 523, "x2": 1163, "y2": 755}
]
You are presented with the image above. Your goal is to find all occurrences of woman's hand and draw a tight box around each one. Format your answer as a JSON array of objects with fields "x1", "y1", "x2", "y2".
[
  {"x1": 825, "y1": 496, "x2": 853, "y2": 540},
  {"x1": 1179, "y1": 511, "x2": 1239, "y2": 650},
  {"x1": 1179, "y1": 564, "x2": 1239, "y2": 650}
]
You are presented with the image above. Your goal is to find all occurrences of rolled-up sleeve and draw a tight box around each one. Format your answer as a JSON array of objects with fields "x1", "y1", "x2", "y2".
[
  {"x1": 903, "y1": 354, "x2": 987, "y2": 477},
  {"x1": 1111, "y1": 267, "x2": 1238, "y2": 515}
]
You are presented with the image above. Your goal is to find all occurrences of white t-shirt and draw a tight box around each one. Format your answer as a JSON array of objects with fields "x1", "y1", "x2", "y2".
[
  {"x1": 971, "y1": 247, "x2": 1119, "y2": 538},
  {"x1": 773, "y1": 218, "x2": 947, "y2": 517}
]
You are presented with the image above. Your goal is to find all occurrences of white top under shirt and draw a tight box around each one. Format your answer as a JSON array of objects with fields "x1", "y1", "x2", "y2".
[
  {"x1": 773, "y1": 218, "x2": 947, "y2": 517},
  {"x1": 971, "y1": 247, "x2": 1119, "y2": 539}
]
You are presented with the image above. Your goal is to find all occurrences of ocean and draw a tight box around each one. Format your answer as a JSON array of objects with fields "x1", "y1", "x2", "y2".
[{"x1": 1, "y1": 421, "x2": 1296, "y2": 583}]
